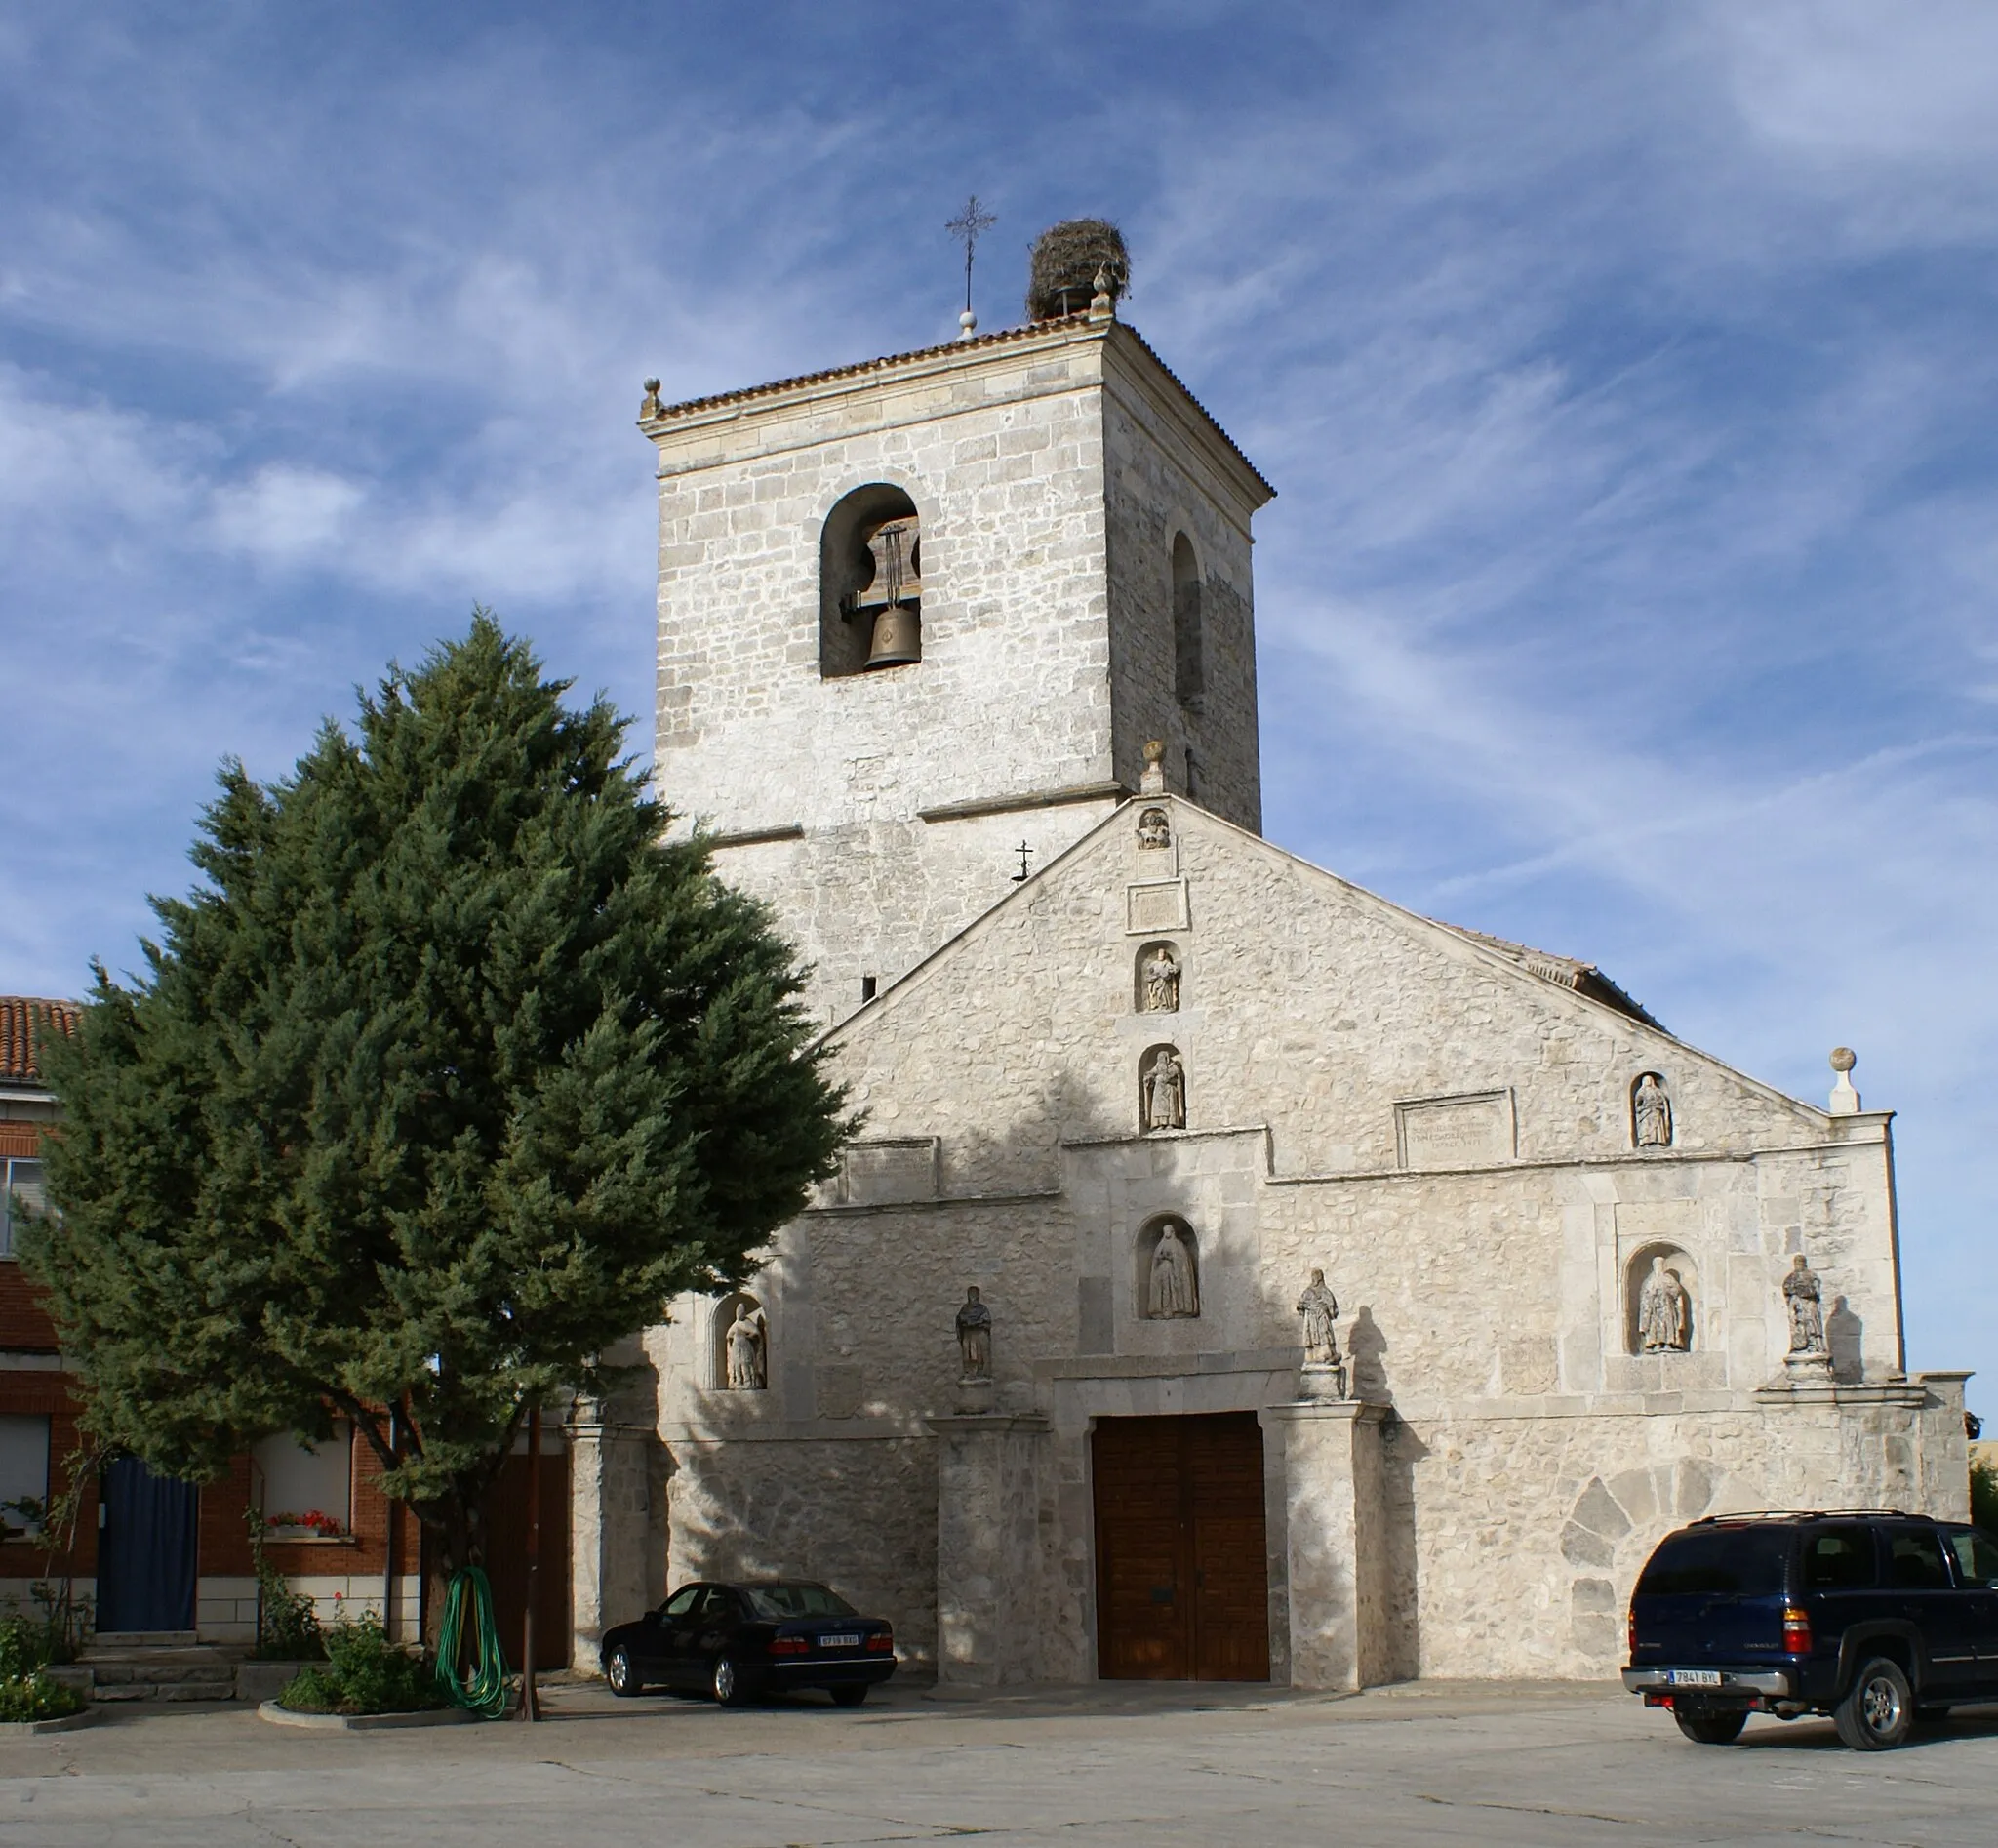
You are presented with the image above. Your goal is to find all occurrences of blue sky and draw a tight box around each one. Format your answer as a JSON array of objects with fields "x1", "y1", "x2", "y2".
[{"x1": 3, "y1": 3, "x2": 1994, "y2": 1401}]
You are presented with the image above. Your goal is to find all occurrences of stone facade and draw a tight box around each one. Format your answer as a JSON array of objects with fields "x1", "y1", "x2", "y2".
[{"x1": 574, "y1": 304, "x2": 1968, "y2": 1688}]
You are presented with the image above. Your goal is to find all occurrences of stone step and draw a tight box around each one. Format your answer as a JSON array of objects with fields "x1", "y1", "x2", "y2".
[
  {"x1": 90, "y1": 1659, "x2": 237, "y2": 1686},
  {"x1": 88, "y1": 1631, "x2": 198, "y2": 1651},
  {"x1": 93, "y1": 1680, "x2": 235, "y2": 1703}
]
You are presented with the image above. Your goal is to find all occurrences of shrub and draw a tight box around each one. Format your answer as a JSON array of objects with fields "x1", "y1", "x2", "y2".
[
  {"x1": 1973, "y1": 1458, "x2": 1998, "y2": 1535},
  {"x1": 246, "y1": 1507, "x2": 323, "y2": 1662},
  {"x1": 0, "y1": 1616, "x2": 51, "y2": 1679},
  {"x1": 0, "y1": 1671, "x2": 86, "y2": 1723},
  {"x1": 278, "y1": 1614, "x2": 443, "y2": 1715}
]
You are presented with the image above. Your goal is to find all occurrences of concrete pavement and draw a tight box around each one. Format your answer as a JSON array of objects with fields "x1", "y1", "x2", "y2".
[{"x1": 2, "y1": 1677, "x2": 1996, "y2": 1845}]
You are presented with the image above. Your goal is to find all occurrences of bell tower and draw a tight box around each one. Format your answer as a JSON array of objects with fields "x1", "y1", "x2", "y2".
[{"x1": 640, "y1": 296, "x2": 1274, "y2": 1027}]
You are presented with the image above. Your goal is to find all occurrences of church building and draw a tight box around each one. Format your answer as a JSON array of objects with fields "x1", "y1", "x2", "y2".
[{"x1": 570, "y1": 238, "x2": 1971, "y2": 1688}]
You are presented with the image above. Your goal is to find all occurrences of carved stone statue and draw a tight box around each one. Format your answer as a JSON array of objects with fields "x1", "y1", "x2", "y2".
[
  {"x1": 1297, "y1": 1268, "x2": 1341, "y2": 1368},
  {"x1": 1637, "y1": 1256, "x2": 1691, "y2": 1352},
  {"x1": 1783, "y1": 1254, "x2": 1826, "y2": 1354},
  {"x1": 955, "y1": 1285, "x2": 992, "y2": 1382},
  {"x1": 1139, "y1": 944, "x2": 1181, "y2": 1012},
  {"x1": 1137, "y1": 807, "x2": 1171, "y2": 850},
  {"x1": 1633, "y1": 1072, "x2": 1672, "y2": 1148},
  {"x1": 1146, "y1": 1222, "x2": 1199, "y2": 1318},
  {"x1": 1142, "y1": 1047, "x2": 1185, "y2": 1132},
  {"x1": 724, "y1": 1302, "x2": 767, "y2": 1390}
]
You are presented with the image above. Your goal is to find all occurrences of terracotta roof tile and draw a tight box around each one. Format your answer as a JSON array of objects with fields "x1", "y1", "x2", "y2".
[{"x1": 0, "y1": 998, "x2": 80, "y2": 1087}]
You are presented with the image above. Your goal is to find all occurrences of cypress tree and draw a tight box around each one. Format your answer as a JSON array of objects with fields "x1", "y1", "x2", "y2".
[{"x1": 23, "y1": 615, "x2": 847, "y2": 1573}]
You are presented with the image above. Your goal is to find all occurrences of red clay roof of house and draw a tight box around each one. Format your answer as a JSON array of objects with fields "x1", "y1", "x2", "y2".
[{"x1": 0, "y1": 998, "x2": 80, "y2": 1087}]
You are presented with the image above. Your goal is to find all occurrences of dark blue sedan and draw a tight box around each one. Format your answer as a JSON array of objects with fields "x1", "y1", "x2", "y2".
[{"x1": 601, "y1": 1581, "x2": 898, "y2": 1707}]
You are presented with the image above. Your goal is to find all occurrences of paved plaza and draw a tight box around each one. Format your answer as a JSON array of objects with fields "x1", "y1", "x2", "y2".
[{"x1": 2, "y1": 1680, "x2": 1997, "y2": 1846}]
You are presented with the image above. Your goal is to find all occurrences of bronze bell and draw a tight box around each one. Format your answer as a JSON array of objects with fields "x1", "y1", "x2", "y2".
[{"x1": 864, "y1": 602, "x2": 921, "y2": 668}]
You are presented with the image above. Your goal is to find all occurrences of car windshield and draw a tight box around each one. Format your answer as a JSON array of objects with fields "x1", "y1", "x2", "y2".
[
  {"x1": 1636, "y1": 1527, "x2": 1788, "y2": 1597},
  {"x1": 739, "y1": 1584, "x2": 857, "y2": 1621}
]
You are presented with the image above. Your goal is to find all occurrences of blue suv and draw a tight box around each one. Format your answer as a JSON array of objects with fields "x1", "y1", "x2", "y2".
[{"x1": 1623, "y1": 1510, "x2": 1998, "y2": 1748}]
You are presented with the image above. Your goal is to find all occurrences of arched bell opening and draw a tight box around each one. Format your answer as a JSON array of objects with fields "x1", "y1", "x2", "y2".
[{"x1": 820, "y1": 483, "x2": 923, "y2": 678}]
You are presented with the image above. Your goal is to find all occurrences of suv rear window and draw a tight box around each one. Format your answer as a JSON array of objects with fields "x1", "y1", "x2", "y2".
[
  {"x1": 1802, "y1": 1524, "x2": 1877, "y2": 1589},
  {"x1": 1887, "y1": 1528, "x2": 1950, "y2": 1589},
  {"x1": 1637, "y1": 1527, "x2": 1789, "y2": 1597}
]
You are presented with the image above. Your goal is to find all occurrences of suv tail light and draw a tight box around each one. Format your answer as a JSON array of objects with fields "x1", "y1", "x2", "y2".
[
  {"x1": 1782, "y1": 1606, "x2": 1812, "y2": 1654},
  {"x1": 767, "y1": 1636, "x2": 809, "y2": 1656},
  {"x1": 865, "y1": 1632, "x2": 895, "y2": 1654},
  {"x1": 1626, "y1": 1607, "x2": 1636, "y2": 1659}
]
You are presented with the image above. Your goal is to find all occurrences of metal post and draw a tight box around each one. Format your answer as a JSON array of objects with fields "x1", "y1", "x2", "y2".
[{"x1": 516, "y1": 1402, "x2": 541, "y2": 1721}]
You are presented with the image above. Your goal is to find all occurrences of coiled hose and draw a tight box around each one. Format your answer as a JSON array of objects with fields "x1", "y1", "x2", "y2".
[{"x1": 437, "y1": 1566, "x2": 510, "y2": 1717}]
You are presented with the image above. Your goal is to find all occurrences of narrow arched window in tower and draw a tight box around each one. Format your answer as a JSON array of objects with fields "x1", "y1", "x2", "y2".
[
  {"x1": 1171, "y1": 532, "x2": 1203, "y2": 710},
  {"x1": 820, "y1": 484, "x2": 923, "y2": 678}
]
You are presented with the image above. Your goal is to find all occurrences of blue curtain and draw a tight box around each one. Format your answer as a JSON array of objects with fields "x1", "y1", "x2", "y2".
[{"x1": 97, "y1": 1456, "x2": 198, "y2": 1633}]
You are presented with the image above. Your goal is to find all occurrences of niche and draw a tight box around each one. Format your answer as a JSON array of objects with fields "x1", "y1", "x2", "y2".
[
  {"x1": 1139, "y1": 1043, "x2": 1186, "y2": 1133},
  {"x1": 820, "y1": 484, "x2": 923, "y2": 678},
  {"x1": 1624, "y1": 1245, "x2": 1698, "y2": 1355},
  {"x1": 1136, "y1": 1215, "x2": 1201, "y2": 1319},
  {"x1": 1171, "y1": 532, "x2": 1204, "y2": 709},
  {"x1": 1134, "y1": 941, "x2": 1182, "y2": 1013},
  {"x1": 712, "y1": 1292, "x2": 769, "y2": 1389}
]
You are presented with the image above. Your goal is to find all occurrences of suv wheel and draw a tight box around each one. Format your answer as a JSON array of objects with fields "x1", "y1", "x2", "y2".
[
  {"x1": 606, "y1": 1645, "x2": 641, "y2": 1698},
  {"x1": 1835, "y1": 1657, "x2": 1913, "y2": 1750},
  {"x1": 711, "y1": 1654, "x2": 749, "y2": 1707},
  {"x1": 1672, "y1": 1701, "x2": 1747, "y2": 1745}
]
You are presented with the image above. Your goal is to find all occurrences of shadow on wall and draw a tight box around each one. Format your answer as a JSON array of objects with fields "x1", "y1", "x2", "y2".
[
  {"x1": 1827, "y1": 1297, "x2": 1865, "y2": 1384},
  {"x1": 1348, "y1": 1306, "x2": 1388, "y2": 1402},
  {"x1": 1376, "y1": 1402, "x2": 1426, "y2": 1684}
]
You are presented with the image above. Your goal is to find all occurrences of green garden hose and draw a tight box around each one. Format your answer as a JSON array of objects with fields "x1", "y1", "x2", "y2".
[{"x1": 437, "y1": 1566, "x2": 510, "y2": 1717}]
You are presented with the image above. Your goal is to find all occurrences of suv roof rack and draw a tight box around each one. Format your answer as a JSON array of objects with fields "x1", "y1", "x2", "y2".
[{"x1": 1689, "y1": 1508, "x2": 1914, "y2": 1524}]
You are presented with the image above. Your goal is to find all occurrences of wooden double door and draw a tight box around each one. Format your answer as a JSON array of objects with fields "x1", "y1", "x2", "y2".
[{"x1": 1092, "y1": 1412, "x2": 1270, "y2": 1681}]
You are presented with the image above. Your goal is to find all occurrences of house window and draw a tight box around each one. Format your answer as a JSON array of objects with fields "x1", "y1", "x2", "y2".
[
  {"x1": 0, "y1": 1158, "x2": 45, "y2": 1260},
  {"x1": 251, "y1": 1426, "x2": 353, "y2": 1537},
  {"x1": 0, "y1": 1415, "x2": 51, "y2": 1538},
  {"x1": 1171, "y1": 532, "x2": 1204, "y2": 709},
  {"x1": 820, "y1": 484, "x2": 923, "y2": 677}
]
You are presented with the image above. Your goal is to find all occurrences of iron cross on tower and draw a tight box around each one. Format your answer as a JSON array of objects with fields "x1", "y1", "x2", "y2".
[{"x1": 945, "y1": 194, "x2": 998, "y2": 338}]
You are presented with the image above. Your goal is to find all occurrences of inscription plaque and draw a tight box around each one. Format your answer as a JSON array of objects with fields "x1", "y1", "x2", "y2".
[
  {"x1": 1394, "y1": 1091, "x2": 1515, "y2": 1169},
  {"x1": 841, "y1": 1137, "x2": 939, "y2": 1205},
  {"x1": 1126, "y1": 878, "x2": 1190, "y2": 935}
]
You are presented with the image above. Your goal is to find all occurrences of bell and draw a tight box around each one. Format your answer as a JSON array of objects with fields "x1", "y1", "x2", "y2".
[{"x1": 864, "y1": 602, "x2": 921, "y2": 668}]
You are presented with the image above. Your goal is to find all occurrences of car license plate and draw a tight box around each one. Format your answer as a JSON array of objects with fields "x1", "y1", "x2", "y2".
[
  {"x1": 819, "y1": 1633, "x2": 860, "y2": 1649},
  {"x1": 1666, "y1": 1669, "x2": 1722, "y2": 1687}
]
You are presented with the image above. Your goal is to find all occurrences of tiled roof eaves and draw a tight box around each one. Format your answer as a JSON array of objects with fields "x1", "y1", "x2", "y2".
[
  {"x1": 642, "y1": 316, "x2": 1275, "y2": 502},
  {"x1": 0, "y1": 997, "x2": 80, "y2": 1086}
]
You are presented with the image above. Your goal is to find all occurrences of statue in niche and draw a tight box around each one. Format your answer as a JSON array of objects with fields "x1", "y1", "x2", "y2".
[
  {"x1": 1139, "y1": 944, "x2": 1181, "y2": 1013},
  {"x1": 724, "y1": 1302, "x2": 767, "y2": 1390},
  {"x1": 955, "y1": 1285, "x2": 992, "y2": 1382},
  {"x1": 1297, "y1": 1268, "x2": 1341, "y2": 1369},
  {"x1": 1137, "y1": 806, "x2": 1171, "y2": 849},
  {"x1": 1637, "y1": 1256, "x2": 1691, "y2": 1352},
  {"x1": 1142, "y1": 1047, "x2": 1185, "y2": 1132},
  {"x1": 1146, "y1": 1222, "x2": 1199, "y2": 1318},
  {"x1": 1783, "y1": 1254, "x2": 1827, "y2": 1355},
  {"x1": 1632, "y1": 1072, "x2": 1673, "y2": 1148}
]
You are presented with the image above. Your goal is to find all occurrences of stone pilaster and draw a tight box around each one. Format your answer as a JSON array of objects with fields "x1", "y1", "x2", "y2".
[
  {"x1": 1270, "y1": 1399, "x2": 1389, "y2": 1691},
  {"x1": 927, "y1": 1412, "x2": 1048, "y2": 1687},
  {"x1": 566, "y1": 1406, "x2": 664, "y2": 1674}
]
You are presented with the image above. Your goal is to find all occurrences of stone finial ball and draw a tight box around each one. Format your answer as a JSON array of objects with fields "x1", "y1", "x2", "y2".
[
  {"x1": 1143, "y1": 738, "x2": 1164, "y2": 763},
  {"x1": 1830, "y1": 1046, "x2": 1857, "y2": 1073}
]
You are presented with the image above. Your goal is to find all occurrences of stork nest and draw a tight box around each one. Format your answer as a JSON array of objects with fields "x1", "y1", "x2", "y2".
[{"x1": 1025, "y1": 220, "x2": 1130, "y2": 322}]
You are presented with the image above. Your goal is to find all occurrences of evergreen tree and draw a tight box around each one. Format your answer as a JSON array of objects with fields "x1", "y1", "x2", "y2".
[{"x1": 22, "y1": 615, "x2": 846, "y2": 1572}]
